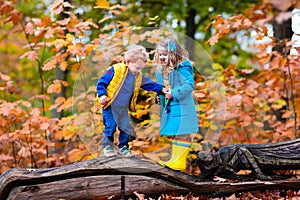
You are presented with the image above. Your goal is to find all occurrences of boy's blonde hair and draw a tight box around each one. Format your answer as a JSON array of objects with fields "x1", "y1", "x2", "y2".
[{"x1": 124, "y1": 44, "x2": 149, "y2": 62}]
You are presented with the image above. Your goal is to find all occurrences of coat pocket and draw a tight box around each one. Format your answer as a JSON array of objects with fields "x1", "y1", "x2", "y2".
[{"x1": 168, "y1": 103, "x2": 187, "y2": 117}]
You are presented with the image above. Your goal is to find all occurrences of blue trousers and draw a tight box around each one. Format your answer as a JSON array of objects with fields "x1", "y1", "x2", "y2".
[{"x1": 102, "y1": 106, "x2": 130, "y2": 149}]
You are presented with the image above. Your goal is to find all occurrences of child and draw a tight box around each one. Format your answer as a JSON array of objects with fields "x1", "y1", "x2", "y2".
[
  {"x1": 154, "y1": 37, "x2": 198, "y2": 171},
  {"x1": 96, "y1": 44, "x2": 164, "y2": 157}
]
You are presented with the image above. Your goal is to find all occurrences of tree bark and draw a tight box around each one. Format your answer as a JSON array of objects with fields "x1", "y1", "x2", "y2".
[
  {"x1": 1, "y1": 156, "x2": 300, "y2": 200},
  {"x1": 51, "y1": 0, "x2": 71, "y2": 119}
]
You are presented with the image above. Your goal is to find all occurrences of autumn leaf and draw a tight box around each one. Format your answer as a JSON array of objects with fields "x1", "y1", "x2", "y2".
[
  {"x1": 228, "y1": 94, "x2": 242, "y2": 106},
  {"x1": 20, "y1": 51, "x2": 38, "y2": 61},
  {"x1": 6, "y1": 81, "x2": 14, "y2": 94},
  {"x1": 59, "y1": 60, "x2": 68, "y2": 71},
  {"x1": 243, "y1": 18, "x2": 252, "y2": 28},
  {"x1": 21, "y1": 101, "x2": 31, "y2": 108},
  {"x1": 95, "y1": 0, "x2": 110, "y2": 9},
  {"x1": 32, "y1": 29, "x2": 47, "y2": 43},
  {"x1": 207, "y1": 34, "x2": 219, "y2": 45},
  {"x1": 40, "y1": 122, "x2": 50, "y2": 130},
  {"x1": 0, "y1": 1, "x2": 14, "y2": 14},
  {"x1": 0, "y1": 73, "x2": 11, "y2": 81},
  {"x1": 29, "y1": 95, "x2": 50, "y2": 101},
  {"x1": 62, "y1": 0, "x2": 74, "y2": 9},
  {"x1": 30, "y1": 108, "x2": 40, "y2": 117},
  {"x1": 253, "y1": 121, "x2": 264, "y2": 128},
  {"x1": 256, "y1": 33, "x2": 264, "y2": 40},
  {"x1": 42, "y1": 59, "x2": 57, "y2": 71},
  {"x1": 282, "y1": 110, "x2": 294, "y2": 119},
  {"x1": 41, "y1": 16, "x2": 52, "y2": 26},
  {"x1": 261, "y1": 24, "x2": 268, "y2": 36},
  {"x1": 48, "y1": 0, "x2": 64, "y2": 10},
  {"x1": 0, "y1": 154, "x2": 13, "y2": 161},
  {"x1": 4, "y1": 10, "x2": 20, "y2": 25},
  {"x1": 232, "y1": 19, "x2": 242, "y2": 29},
  {"x1": 74, "y1": 114, "x2": 87, "y2": 126},
  {"x1": 57, "y1": 17, "x2": 70, "y2": 26},
  {"x1": 110, "y1": 4, "x2": 126, "y2": 11},
  {"x1": 67, "y1": 148, "x2": 84, "y2": 162},
  {"x1": 47, "y1": 82, "x2": 62, "y2": 94},
  {"x1": 134, "y1": 191, "x2": 145, "y2": 200},
  {"x1": 25, "y1": 22, "x2": 34, "y2": 34}
]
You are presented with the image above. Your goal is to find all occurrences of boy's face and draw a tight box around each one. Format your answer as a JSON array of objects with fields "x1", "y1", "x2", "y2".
[{"x1": 127, "y1": 58, "x2": 147, "y2": 75}]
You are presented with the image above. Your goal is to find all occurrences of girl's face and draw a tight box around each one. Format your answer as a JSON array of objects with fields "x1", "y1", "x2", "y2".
[{"x1": 157, "y1": 49, "x2": 169, "y2": 66}]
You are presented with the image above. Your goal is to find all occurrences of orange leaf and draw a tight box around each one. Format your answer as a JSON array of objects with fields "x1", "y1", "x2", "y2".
[
  {"x1": 31, "y1": 108, "x2": 40, "y2": 117},
  {"x1": 253, "y1": 121, "x2": 264, "y2": 128},
  {"x1": 42, "y1": 59, "x2": 57, "y2": 71},
  {"x1": 208, "y1": 34, "x2": 219, "y2": 45},
  {"x1": 4, "y1": 10, "x2": 20, "y2": 25},
  {"x1": 213, "y1": 15, "x2": 224, "y2": 26},
  {"x1": 282, "y1": 110, "x2": 294, "y2": 118},
  {"x1": 286, "y1": 118, "x2": 295, "y2": 128},
  {"x1": 67, "y1": 149, "x2": 84, "y2": 162},
  {"x1": 59, "y1": 60, "x2": 68, "y2": 71},
  {"x1": 74, "y1": 114, "x2": 87, "y2": 126},
  {"x1": 55, "y1": 96, "x2": 65, "y2": 105},
  {"x1": 47, "y1": 83, "x2": 61, "y2": 94},
  {"x1": 41, "y1": 16, "x2": 52, "y2": 26},
  {"x1": 20, "y1": 51, "x2": 38, "y2": 61},
  {"x1": 0, "y1": 1, "x2": 14, "y2": 14},
  {"x1": 32, "y1": 29, "x2": 47, "y2": 43},
  {"x1": 40, "y1": 122, "x2": 50, "y2": 130},
  {"x1": 261, "y1": 24, "x2": 268, "y2": 36}
]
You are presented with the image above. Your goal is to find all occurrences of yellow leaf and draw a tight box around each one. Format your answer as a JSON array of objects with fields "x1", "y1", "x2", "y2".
[
  {"x1": 67, "y1": 149, "x2": 84, "y2": 162},
  {"x1": 201, "y1": 120, "x2": 210, "y2": 128},
  {"x1": 95, "y1": 0, "x2": 110, "y2": 9},
  {"x1": 210, "y1": 124, "x2": 218, "y2": 131}
]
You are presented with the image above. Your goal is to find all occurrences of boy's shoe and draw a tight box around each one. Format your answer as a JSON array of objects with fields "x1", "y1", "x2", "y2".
[
  {"x1": 118, "y1": 146, "x2": 134, "y2": 157},
  {"x1": 102, "y1": 145, "x2": 116, "y2": 157}
]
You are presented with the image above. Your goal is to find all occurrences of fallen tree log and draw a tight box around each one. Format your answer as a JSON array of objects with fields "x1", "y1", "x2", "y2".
[
  {"x1": 0, "y1": 156, "x2": 300, "y2": 200},
  {"x1": 197, "y1": 137, "x2": 300, "y2": 181}
]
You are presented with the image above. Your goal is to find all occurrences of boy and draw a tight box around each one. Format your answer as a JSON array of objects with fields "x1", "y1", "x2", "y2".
[{"x1": 96, "y1": 44, "x2": 164, "y2": 157}]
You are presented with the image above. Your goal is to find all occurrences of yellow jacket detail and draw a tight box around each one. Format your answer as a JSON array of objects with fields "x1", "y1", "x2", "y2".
[{"x1": 101, "y1": 62, "x2": 142, "y2": 110}]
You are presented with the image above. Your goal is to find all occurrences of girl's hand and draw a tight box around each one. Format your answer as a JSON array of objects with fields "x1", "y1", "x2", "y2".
[{"x1": 163, "y1": 88, "x2": 173, "y2": 99}]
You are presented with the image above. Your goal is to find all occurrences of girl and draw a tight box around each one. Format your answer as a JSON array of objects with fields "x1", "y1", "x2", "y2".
[{"x1": 154, "y1": 37, "x2": 198, "y2": 171}]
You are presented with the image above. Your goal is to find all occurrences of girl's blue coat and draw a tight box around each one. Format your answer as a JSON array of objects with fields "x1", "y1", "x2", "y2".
[{"x1": 156, "y1": 59, "x2": 199, "y2": 136}]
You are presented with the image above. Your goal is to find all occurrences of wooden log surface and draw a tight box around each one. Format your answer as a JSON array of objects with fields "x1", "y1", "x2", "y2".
[{"x1": 0, "y1": 156, "x2": 300, "y2": 200}]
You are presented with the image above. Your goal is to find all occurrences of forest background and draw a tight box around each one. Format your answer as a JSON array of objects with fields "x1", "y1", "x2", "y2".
[{"x1": 1, "y1": 0, "x2": 300, "y2": 198}]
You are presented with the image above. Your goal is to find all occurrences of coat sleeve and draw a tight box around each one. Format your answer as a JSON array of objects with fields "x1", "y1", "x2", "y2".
[
  {"x1": 171, "y1": 63, "x2": 194, "y2": 101},
  {"x1": 140, "y1": 74, "x2": 164, "y2": 93},
  {"x1": 96, "y1": 67, "x2": 114, "y2": 97}
]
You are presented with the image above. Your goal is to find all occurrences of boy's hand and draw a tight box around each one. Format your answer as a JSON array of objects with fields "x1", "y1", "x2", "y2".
[
  {"x1": 99, "y1": 95, "x2": 109, "y2": 106},
  {"x1": 155, "y1": 94, "x2": 160, "y2": 104}
]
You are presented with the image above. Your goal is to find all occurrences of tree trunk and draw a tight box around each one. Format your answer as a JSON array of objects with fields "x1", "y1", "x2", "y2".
[
  {"x1": 1, "y1": 156, "x2": 300, "y2": 200},
  {"x1": 51, "y1": 0, "x2": 71, "y2": 119},
  {"x1": 185, "y1": 0, "x2": 197, "y2": 60}
]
